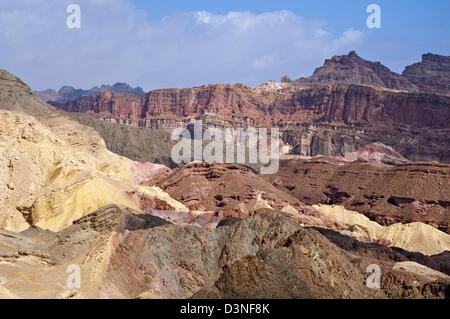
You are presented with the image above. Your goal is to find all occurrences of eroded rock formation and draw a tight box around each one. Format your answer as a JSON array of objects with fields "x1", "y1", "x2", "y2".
[
  {"x1": 1, "y1": 61, "x2": 449, "y2": 300},
  {"x1": 264, "y1": 156, "x2": 450, "y2": 233}
]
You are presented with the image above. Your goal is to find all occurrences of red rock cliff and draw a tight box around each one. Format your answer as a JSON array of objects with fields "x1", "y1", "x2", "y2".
[{"x1": 53, "y1": 83, "x2": 450, "y2": 128}]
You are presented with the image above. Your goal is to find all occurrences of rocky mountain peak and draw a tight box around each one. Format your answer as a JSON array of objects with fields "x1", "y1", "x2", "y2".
[
  {"x1": 288, "y1": 51, "x2": 419, "y2": 92},
  {"x1": 324, "y1": 50, "x2": 362, "y2": 65},
  {"x1": 422, "y1": 52, "x2": 449, "y2": 63},
  {"x1": 58, "y1": 85, "x2": 76, "y2": 93}
]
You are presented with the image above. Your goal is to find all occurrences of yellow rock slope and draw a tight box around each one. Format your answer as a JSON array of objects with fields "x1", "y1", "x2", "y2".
[
  {"x1": 0, "y1": 70, "x2": 187, "y2": 232},
  {"x1": 313, "y1": 204, "x2": 450, "y2": 255}
]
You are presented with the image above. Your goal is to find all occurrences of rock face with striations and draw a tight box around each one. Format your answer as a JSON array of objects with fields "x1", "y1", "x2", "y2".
[
  {"x1": 51, "y1": 82, "x2": 450, "y2": 162},
  {"x1": 264, "y1": 155, "x2": 450, "y2": 234},
  {"x1": 403, "y1": 53, "x2": 450, "y2": 96},
  {"x1": 53, "y1": 83, "x2": 450, "y2": 128},
  {"x1": 48, "y1": 52, "x2": 450, "y2": 163}
]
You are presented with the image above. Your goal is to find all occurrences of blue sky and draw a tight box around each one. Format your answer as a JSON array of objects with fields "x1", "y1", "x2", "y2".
[
  {"x1": 131, "y1": 0, "x2": 450, "y2": 67},
  {"x1": 1, "y1": 0, "x2": 448, "y2": 91},
  {"x1": 132, "y1": 0, "x2": 449, "y2": 38}
]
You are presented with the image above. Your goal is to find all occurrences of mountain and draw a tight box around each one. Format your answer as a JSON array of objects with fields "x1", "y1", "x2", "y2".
[
  {"x1": 282, "y1": 51, "x2": 419, "y2": 92},
  {"x1": 403, "y1": 53, "x2": 450, "y2": 96},
  {"x1": 33, "y1": 82, "x2": 145, "y2": 103}
]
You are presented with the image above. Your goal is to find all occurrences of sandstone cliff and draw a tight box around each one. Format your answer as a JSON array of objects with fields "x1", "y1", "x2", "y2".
[
  {"x1": 48, "y1": 52, "x2": 450, "y2": 163},
  {"x1": 51, "y1": 82, "x2": 450, "y2": 162},
  {"x1": 54, "y1": 83, "x2": 450, "y2": 128}
]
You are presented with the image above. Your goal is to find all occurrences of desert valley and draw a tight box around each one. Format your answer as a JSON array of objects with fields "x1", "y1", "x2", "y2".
[{"x1": 0, "y1": 51, "x2": 449, "y2": 299}]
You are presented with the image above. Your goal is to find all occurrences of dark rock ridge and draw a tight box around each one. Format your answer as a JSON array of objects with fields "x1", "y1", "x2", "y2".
[
  {"x1": 34, "y1": 82, "x2": 145, "y2": 103},
  {"x1": 403, "y1": 53, "x2": 450, "y2": 97},
  {"x1": 283, "y1": 51, "x2": 419, "y2": 92}
]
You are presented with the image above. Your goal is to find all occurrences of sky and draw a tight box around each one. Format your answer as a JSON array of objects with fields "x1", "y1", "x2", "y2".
[{"x1": 0, "y1": 0, "x2": 448, "y2": 91}]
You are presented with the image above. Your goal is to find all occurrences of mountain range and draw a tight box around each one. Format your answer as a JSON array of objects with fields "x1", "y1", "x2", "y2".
[
  {"x1": 33, "y1": 82, "x2": 145, "y2": 103},
  {"x1": 0, "y1": 50, "x2": 449, "y2": 299}
]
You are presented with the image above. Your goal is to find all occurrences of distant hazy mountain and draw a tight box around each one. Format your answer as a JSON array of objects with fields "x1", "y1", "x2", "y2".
[{"x1": 33, "y1": 82, "x2": 145, "y2": 102}]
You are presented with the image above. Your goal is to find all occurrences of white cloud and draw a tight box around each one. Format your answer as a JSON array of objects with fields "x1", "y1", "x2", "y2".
[
  {"x1": 333, "y1": 28, "x2": 364, "y2": 47},
  {"x1": 0, "y1": 0, "x2": 366, "y2": 91}
]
